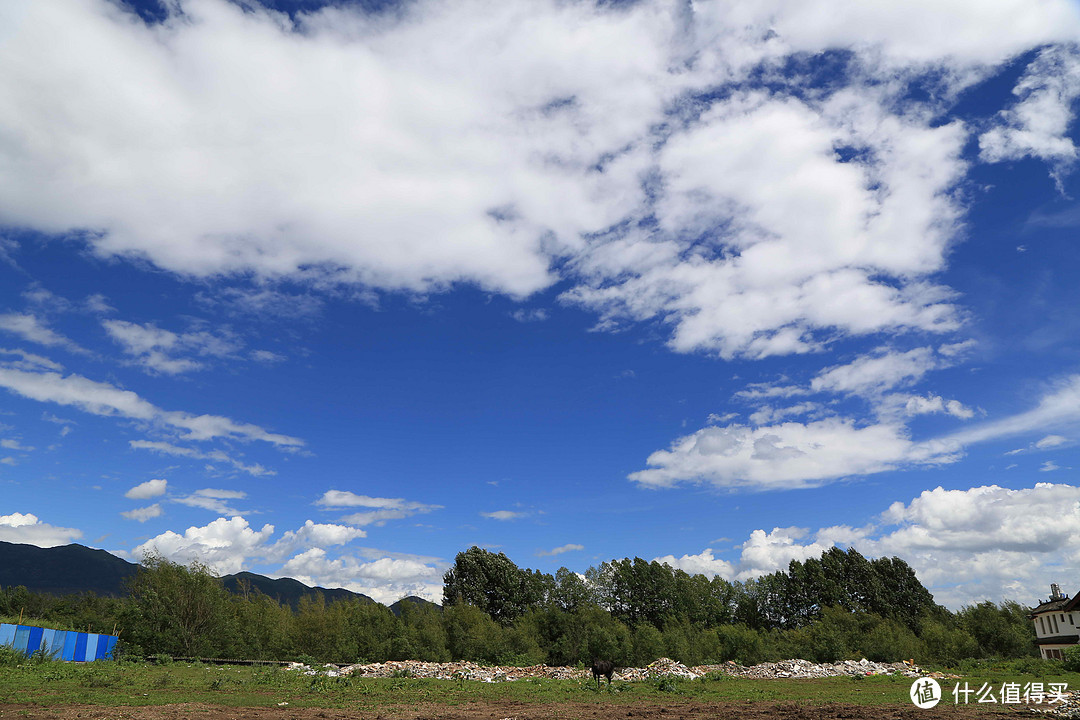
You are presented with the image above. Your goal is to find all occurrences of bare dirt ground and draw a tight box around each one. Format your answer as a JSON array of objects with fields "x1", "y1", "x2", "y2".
[{"x1": 0, "y1": 701, "x2": 1033, "y2": 720}]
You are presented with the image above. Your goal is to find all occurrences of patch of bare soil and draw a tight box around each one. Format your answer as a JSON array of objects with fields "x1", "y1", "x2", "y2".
[{"x1": 0, "y1": 701, "x2": 1032, "y2": 720}]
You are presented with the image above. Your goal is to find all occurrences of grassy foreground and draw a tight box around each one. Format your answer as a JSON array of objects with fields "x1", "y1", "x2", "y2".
[{"x1": 0, "y1": 658, "x2": 1076, "y2": 712}]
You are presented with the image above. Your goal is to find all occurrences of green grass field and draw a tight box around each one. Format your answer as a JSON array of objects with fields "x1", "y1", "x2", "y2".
[{"x1": 2, "y1": 657, "x2": 1077, "y2": 712}]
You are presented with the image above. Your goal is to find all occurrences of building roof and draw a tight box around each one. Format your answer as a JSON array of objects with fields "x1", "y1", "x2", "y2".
[{"x1": 1032, "y1": 598, "x2": 1071, "y2": 615}]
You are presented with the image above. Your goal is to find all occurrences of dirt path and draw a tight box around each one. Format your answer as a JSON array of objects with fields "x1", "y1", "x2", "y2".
[{"x1": 0, "y1": 701, "x2": 1034, "y2": 720}]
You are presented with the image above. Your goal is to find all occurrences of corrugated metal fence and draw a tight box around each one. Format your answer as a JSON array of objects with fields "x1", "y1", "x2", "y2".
[{"x1": 0, "y1": 623, "x2": 118, "y2": 661}]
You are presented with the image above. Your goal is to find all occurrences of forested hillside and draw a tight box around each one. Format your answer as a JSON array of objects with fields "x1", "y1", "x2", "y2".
[{"x1": 0, "y1": 546, "x2": 1036, "y2": 667}]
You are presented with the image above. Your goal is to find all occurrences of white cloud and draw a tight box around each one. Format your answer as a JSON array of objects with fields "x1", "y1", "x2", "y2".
[
  {"x1": 653, "y1": 547, "x2": 736, "y2": 578},
  {"x1": 1037, "y1": 434, "x2": 1069, "y2": 449},
  {"x1": 811, "y1": 347, "x2": 938, "y2": 396},
  {"x1": 748, "y1": 402, "x2": 821, "y2": 426},
  {"x1": 640, "y1": 373, "x2": 1080, "y2": 491},
  {"x1": 536, "y1": 543, "x2": 584, "y2": 557},
  {"x1": 316, "y1": 490, "x2": 442, "y2": 525},
  {"x1": 121, "y1": 504, "x2": 162, "y2": 522},
  {"x1": 661, "y1": 483, "x2": 1080, "y2": 607},
  {"x1": 481, "y1": 510, "x2": 527, "y2": 521},
  {"x1": 277, "y1": 547, "x2": 445, "y2": 604},
  {"x1": 944, "y1": 374, "x2": 1080, "y2": 448},
  {"x1": 103, "y1": 319, "x2": 241, "y2": 375},
  {"x1": 316, "y1": 490, "x2": 438, "y2": 511},
  {"x1": 250, "y1": 349, "x2": 286, "y2": 364},
  {"x1": 0, "y1": 314, "x2": 86, "y2": 354},
  {"x1": 132, "y1": 514, "x2": 439, "y2": 601},
  {"x1": 174, "y1": 488, "x2": 248, "y2": 515},
  {"x1": 901, "y1": 393, "x2": 975, "y2": 419},
  {"x1": 0, "y1": 438, "x2": 33, "y2": 452},
  {"x1": 1040, "y1": 461, "x2": 1061, "y2": 472},
  {"x1": 133, "y1": 516, "x2": 275, "y2": 574},
  {"x1": 266, "y1": 520, "x2": 366, "y2": 561},
  {"x1": 630, "y1": 417, "x2": 949, "y2": 490},
  {"x1": 510, "y1": 308, "x2": 549, "y2": 323},
  {"x1": 125, "y1": 478, "x2": 167, "y2": 499},
  {"x1": 0, "y1": 363, "x2": 303, "y2": 448},
  {"x1": 130, "y1": 439, "x2": 273, "y2": 476},
  {"x1": 980, "y1": 44, "x2": 1080, "y2": 185},
  {"x1": 1, "y1": 0, "x2": 1076, "y2": 358},
  {"x1": 0, "y1": 348, "x2": 63, "y2": 372},
  {"x1": 0, "y1": 512, "x2": 82, "y2": 547}
]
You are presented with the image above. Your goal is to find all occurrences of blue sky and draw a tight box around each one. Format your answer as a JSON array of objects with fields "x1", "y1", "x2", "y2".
[{"x1": 1, "y1": 0, "x2": 1080, "y2": 608}]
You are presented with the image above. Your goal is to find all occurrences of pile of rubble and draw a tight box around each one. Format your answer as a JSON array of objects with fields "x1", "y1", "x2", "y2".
[
  {"x1": 286, "y1": 656, "x2": 924, "y2": 683},
  {"x1": 1035, "y1": 691, "x2": 1080, "y2": 718},
  {"x1": 713, "y1": 657, "x2": 922, "y2": 679},
  {"x1": 615, "y1": 657, "x2": 701, "y2": 681}
]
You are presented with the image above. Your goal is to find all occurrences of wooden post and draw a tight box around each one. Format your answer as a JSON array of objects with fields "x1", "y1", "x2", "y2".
[{"x1": 17, "y1": 608, "x2": 22, "y2": 625}]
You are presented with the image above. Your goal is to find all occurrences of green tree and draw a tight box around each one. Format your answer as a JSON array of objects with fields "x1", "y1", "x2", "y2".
[
  {"x1": 123, "y1": 553, "x2": 233, "y2": 657},
  {"x1": 443, "y1": 546, "x2": 549, "y2": 624}
]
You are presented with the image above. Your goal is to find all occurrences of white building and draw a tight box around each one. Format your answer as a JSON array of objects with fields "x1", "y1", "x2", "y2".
[{"x1": 1031, "y1": 584, "x2": 1079, "y2": 660}]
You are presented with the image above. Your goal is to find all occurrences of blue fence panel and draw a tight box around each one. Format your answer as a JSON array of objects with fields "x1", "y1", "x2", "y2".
[
  {"x1": 94, "y1": 634, "x2": 111, "y2": 660},
  {"x1": 1, "y1": 623, "x2": 118, "y2": 662},
  {"x1": 82, "y1": 634, "x2": 99, "y2": 662},
  {"x1": 13, "y1": 626, "x2": 30, "y2": 654},
  {"x1": 42, "y1": 629, "x2": 65, "y2": 659},
  {"x1": 39, "y1": 628, "x2": 55, "y2": 657},
  {"x1": 102, "y1": 634, "x2": 118, "y2": 660},
  {"x1": 0, "y1": 624, "x2": 14, "y2": 648},
  {"x1": 26, "y1": 626, "x2": 44, "y2": 655},
  {"x1": 61, "y1": 631, "x2": 78, "y2": 661}
]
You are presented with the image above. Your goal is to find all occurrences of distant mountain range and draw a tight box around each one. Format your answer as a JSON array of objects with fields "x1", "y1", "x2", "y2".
[{"x1": 0, "y1": 540, "x2": 437, "y2": 616}]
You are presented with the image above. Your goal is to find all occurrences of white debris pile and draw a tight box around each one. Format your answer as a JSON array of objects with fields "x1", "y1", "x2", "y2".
[
  {"x1": 706, "y1": 657, "x2": 920, "y2": 679},
  {"x1": 285, "y1": 656, "x2": 922, "y2": 682},
  {"x1": 287, "y1": 661, "x2": 344, "y2": 677},
  {"x1": 616, "y1": 657, "x2": 698, "y2": 681},
  {"x1": 1035, "y1": 691, "x2": 1080, "y2": 717}
]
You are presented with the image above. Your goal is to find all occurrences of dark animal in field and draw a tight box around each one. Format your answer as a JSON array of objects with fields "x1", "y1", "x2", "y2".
[{"x1": 591, "y1": 659, "x2": 615, "y2": 688}]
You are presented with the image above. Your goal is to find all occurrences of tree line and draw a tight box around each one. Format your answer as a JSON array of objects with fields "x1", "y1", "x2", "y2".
[{"x1": 0, "y1": 547, "x2": 1037, "y2": 667}]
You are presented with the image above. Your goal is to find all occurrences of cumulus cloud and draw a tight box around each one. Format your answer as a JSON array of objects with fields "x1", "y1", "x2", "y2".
[
  {"x1": 630, "y1": 418, "x2": 950, "y2": 490},
  {"x1": 639, "y1": 372, "x2": 1080, "y2": 491},
  {"x1": 121, "y1": 504, "x2": 163, "y2": 522},
  {"x1": 277, "y1": 548, "x2": 445, "y2": 604},
  {"x1": 0, "y1": 0, "x2": 1075, "y2": 359},
  {"x1": 133, "y1": 515, "x2": 432, "y2": 600},
  {"x1": 125, "y1": 478, "x2": 167, "y2": 500},
  {"x1": 133, "y1": 516, "x2": 275, "y2": 573},
  {"x1": 980, "y1": 44, "x2": 1080, "y2": 185},
  {"x1": 661, "y1": 483, "x2": 1080, "y2": 607},
  {"x1": 266, "y1": 520, "x2": 367, "y2": 561},
  {"x1": 0, "y1": 512, "x2": 82, "y2": 546}
]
